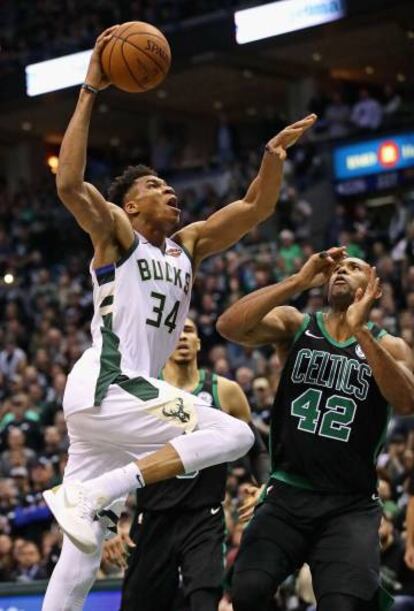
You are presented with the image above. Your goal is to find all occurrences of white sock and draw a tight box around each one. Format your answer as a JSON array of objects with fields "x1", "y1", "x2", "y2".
[{"x1": 84, "y1": 463, "x2": 145, "y2": 509}]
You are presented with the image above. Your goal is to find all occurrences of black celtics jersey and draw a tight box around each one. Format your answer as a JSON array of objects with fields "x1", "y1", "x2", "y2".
[
  {"x1": 136, "y1": 369, "x2": 228, "y2": 511},
  {"x1": 270, "y1": 311, "x2": 390, "y2": 495}
]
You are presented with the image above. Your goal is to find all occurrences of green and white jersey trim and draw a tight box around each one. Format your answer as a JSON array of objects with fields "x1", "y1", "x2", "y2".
[{"x1": 63, "y1": 232, "x2": 193, "y2": 414}]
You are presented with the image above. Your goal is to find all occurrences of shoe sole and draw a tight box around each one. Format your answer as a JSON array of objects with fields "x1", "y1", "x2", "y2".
[{"x1": 43, "y1": 488, "x2": 97, "y2": 555}]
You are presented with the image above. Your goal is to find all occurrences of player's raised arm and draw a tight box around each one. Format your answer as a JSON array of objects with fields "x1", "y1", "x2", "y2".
[
  {"x1": 174, "y1": 115, "x2": 316, "y2": 266},
  {"x1": 345, "y1": 267, "x2": 414, "y2": 415},
  {"x1": 56, "y1": 26, "x2": 133, "y2": 250},
  {"x1": 217, "y1": 247, "x2": 346, "y2": 346}
]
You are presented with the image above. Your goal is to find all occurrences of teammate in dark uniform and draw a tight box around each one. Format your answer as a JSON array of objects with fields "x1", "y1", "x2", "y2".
[
  {"x1": 115, "y1": 318, "x2": 270, "y2": 611},
  {"x1": 217, "y1": 248, "x2": 414, "y2": 611}
]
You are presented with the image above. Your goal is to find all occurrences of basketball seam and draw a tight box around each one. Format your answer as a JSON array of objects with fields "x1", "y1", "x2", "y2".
[
  {"x1": 111, "y1": 35, "x2": 169, "y2": 75},
  {"x1": 120, "y1": 41, "x2": 147, "y2": 91},
  {"x1": 106, "y1": 37, "x2": 117, "y2": 81},
  {"x1": 118, "y1": 31, "x2": 168, "y2": 41},
  {"x1": 104, "y1": 22, "x2": 137, "y2": 81},
  {"x1": 117, "y1": 22, "x2": 142, "y2": 39}
]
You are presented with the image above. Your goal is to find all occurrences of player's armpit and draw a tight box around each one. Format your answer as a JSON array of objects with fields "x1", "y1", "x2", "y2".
[{"x1": 172, "y1": 222, "x2": 201, "y2": 268}]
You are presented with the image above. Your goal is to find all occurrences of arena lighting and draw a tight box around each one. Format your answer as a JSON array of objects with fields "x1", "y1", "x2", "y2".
[
  {"x1": 25, "y1": 49, "x2": 93, "y2": 96},
  {"x1": 47, "y1": 155, "x2": 59, "y2": 174},
  {"x1": 234, "y1": 0, "x2": 346, "y2": 44},
  {"x1": 4, "y1": 273, "x2": 14, "y2": 284}
]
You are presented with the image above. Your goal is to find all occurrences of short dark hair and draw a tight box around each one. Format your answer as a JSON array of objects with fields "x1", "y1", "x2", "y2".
[{"x1": 107, "y1": 164, "x2": 157, "y2": 207}]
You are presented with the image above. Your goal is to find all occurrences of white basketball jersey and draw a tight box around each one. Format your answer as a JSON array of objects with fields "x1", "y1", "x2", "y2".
[{"x1": 64, "y1": 232, "x2": 192, "y2": 413}]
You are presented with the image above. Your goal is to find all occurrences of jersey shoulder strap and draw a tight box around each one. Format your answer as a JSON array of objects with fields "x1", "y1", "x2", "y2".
[
  {"x1": 292, "y1": 312, "x2": 312, "y2": 344},
  {"x1": 199, "y1": 369, "x2": 222, "y2": 410}
]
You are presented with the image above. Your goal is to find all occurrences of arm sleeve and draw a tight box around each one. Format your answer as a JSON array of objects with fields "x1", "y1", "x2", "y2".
[{"x1": 247, "y1": 421, "x2": 271, "y2": 485}]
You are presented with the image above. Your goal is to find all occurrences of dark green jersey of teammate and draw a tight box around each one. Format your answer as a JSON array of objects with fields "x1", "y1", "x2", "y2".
[
  {"x1": 270, "y1": 312, "x2": 390, "y2": 495},
  {"x1": 136, "y1": 369, "x2": 228, "y2": 511}
]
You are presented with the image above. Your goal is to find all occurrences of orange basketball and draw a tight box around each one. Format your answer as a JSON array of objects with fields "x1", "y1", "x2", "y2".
[{"x1": 101, "y1": 21, "x2": 171, "y2": 93}]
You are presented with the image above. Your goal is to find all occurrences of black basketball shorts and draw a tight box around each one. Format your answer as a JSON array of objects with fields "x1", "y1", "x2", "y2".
[
  {"x1": 234, "y1": 480, "x2": 382, "y2": 602},
  {"x1": 121, "y1": 505, "x2": 226, "y2": 611}
]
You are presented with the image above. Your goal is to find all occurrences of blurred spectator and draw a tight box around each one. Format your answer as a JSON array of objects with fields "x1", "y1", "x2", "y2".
[
  {"x1": 13, "y1": 541, "x2": 47, "y2": 582},
  {"x1": 324, "y1": 91, "x2": 351, "y2": 138},
  {"x1": 351, "y1": 88, "x2": 383, "y2": 132},
  {"x1": 380, "y1": 515, "x2": 414, "y2": 608},
  {"x1": 0, "y1": 428, "x2": 36, "y2": 477},
  {"x1": 251, "y1": 377, "x2": 273, "y2": 444},
  {"x1": 0, "y1": 336, "x2": 27, "y2": 380},
  {"x1": 279, "y1": 230, "x2": 304, "y2": 276},
  {"x1": 1, "y1": 394, "x2": 43, "y2": 451}
]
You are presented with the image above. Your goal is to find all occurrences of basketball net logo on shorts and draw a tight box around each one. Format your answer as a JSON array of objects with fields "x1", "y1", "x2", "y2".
[
  {"x1": 355, "y1": 345, "x2": 366, "y2": 359},
  {"x1": 162, "y1": 397, "x2": 191, "y2": 423}
]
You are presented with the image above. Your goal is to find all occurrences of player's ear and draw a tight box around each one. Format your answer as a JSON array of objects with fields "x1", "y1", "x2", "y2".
[
  {"x1": 124, "y1": 199, "x2": 140, "y2": 215},
  {"x1": 375, "y1": 282, "x2": 382, "y2": 300},
  {"x1": 196, "y1": 338, "x2": 201, "y2": 352}
]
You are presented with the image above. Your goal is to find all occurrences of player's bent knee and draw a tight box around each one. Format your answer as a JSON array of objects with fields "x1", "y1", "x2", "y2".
[
  {"x1": 232, "y1": 570, "x2": 274, "y2": 611},
  {"x1": 224, "y1": 418, "x2": 254, "y2": 461}
]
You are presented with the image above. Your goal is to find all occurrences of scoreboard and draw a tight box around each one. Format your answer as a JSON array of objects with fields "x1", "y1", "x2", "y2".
[{"x1": 333, "y1": 132, "x2": 414, "y2": 196}]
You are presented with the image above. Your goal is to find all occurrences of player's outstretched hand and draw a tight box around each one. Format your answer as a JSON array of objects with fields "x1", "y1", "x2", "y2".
[
  {"x1": 85, "y1": 25, "x2": 119, "y2": 91},
  {"x1": 345, "y1": 266, "x2": 382, "y2": 334},
  {"x1": 296, "y1": 247, "x2": 347, "y2": 290},
  {"x1": 102, "y1": 531, "x2": 136, "y2": 570},
  {"x1": 266, "y1": 114, "x2": 317, "y2": 159},
  {"x1": 238, "y1": 484, "x2": 265, "y2": 524}
]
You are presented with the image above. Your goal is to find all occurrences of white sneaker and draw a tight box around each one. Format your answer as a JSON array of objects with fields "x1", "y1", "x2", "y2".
[{"x1": 43, "y1": 482, "x2": 108, "y2": 554}]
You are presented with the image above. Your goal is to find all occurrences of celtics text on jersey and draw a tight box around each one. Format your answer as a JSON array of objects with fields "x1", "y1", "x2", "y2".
[{"x1": 270, "y1": 312, "x2": 390, "y2": 494}]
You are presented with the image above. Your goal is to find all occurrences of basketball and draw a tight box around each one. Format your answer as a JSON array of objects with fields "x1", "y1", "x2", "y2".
[{"x1": 101, "y1": 21, "x2": 171, "y2": 93}]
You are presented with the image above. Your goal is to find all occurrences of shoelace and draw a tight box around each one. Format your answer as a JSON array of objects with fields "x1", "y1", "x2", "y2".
[{"x1": 77, "y1": 489, "x2": 96, "y2": 522}]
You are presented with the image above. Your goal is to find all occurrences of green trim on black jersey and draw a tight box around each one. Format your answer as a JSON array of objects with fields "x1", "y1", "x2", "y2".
[
  {"x1": 316, "y1": 312, "x2": 376, "y2": 348},
  {"x1": 373, "y1": 404, "x2": 392, "y2": 462},
  {"x1": 192, "y1": 369, "x2": 206, "y2": 395},
  {"x1": 211, "y1": 373, "x2": 221, "y2": 409},
  {"x1": 116, "y1": 234, "x2": 139, "y2": 268},
  {"x1": 158, "y1": 368, "x2": 206, "y2": 396},
  {"x1": 271, "y1": 468, "x2": 317, "y2": 491},
  {"x1": 293, "y1": 313, "x2": 310, "y2": 344}
]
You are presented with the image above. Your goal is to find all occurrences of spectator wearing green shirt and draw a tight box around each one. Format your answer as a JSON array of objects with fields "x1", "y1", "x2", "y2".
[{"x1": 279, "y1": 229, "x2": 304, "y2": 276}]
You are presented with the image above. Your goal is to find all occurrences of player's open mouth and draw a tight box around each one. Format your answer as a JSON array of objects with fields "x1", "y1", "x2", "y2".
[
  {"x1": 167, "y1": 196, "x2": 178, "y2": 209},
  {"x1": 333, "y1": 278, "x2": 347, "y2": 285}
]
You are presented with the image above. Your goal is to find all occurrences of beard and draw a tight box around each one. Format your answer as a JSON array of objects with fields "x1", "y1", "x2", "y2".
[{"x1": 327, "y1": 286, "x2": 355, "y2": 309}]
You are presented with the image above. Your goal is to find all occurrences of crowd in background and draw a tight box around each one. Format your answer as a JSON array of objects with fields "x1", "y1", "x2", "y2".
[
  {"x1": 0, "y1": 0, "x2": 247, "y2": 74},
  {"x1": 308, "y1": 85, "x2": 411, "y2": 141},
  {"x1": 1, "y1": 125, "x2": 414, "y2": 609}
]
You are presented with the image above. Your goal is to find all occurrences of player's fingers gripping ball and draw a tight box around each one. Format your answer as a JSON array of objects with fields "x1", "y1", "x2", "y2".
[{"x1": 101, "y1": 21, "x2": 171, "y2": 92}]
